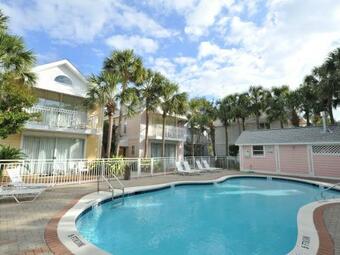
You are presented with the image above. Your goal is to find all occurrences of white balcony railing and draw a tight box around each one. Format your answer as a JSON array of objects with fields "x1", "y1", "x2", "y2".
[
  {"x1": 26, "y1": 105, "x2": 98, "y2": 132},
  {"x1": 149, "y1": 124, "x2": 186, "y2": 140}
]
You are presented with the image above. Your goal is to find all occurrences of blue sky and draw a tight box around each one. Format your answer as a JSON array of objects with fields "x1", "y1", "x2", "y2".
[{"x1": 1, "y1": 0, "x2": 340, "y2": 117}]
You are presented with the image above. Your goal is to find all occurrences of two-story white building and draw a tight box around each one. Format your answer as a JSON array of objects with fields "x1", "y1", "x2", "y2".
[
  {"x1": 0, "y1": 60, "x2": 104, "y2": 161},
  {"x1": 114, "y1": 109, "x2": 187, "y2": 159}
]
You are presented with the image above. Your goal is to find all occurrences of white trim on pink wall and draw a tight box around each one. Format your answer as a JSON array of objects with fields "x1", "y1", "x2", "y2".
[
  {"x1": 275, "y1": 145, "x2": 280, "y2": 173},
  {"x1": 239, "y1": 145, "x2": 243, "y2": 171}
]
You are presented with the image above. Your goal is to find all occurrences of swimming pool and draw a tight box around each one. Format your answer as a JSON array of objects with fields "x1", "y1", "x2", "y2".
[{"x1": 76, "y1": 177, "x2": 340, "y2": 255}]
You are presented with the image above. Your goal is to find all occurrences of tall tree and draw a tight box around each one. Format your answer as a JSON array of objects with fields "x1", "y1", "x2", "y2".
[
  {"x1": 312, "y1": 49, "x2": 340, "y2": 125},
  {"x1": 85, "y1": 71, "x2": 119, "y2": 157},
  {"x1": 217, "y1": 96, "x2": 233, "y2": 156},
  {"x1": 248, "y1": 86, "x2": 268, "y2": 129},
  {"x1": 205, "y1": 100, "x2": 218, "y2": 156},
  {"x1": 238, "y1": 93, "x2": 251, "y2": 131},
  {"x1": 266, "y1": 86, "x2": 290, "y2": 128},
  {"x1": 104, "y1": 49, "x2": 144, "y2": 156},
  {"x1": 159, "y1": 80, "x2": 188, "y2": 157},
  {"x1": 0, "y1": 10, "x2": 37, "y2": 139},
  {"x1": 187, "y1": 98, "x2": 214, "y2": 156},
  {"x1": 296, "y1": 75, "x2": 319, "y2": 126},
  {"x1": 286, "y1": 90, "x2": 300, "y2": 127},
  {"x1": 139, "y1": 70, "x2": 163, "y2": 157}
]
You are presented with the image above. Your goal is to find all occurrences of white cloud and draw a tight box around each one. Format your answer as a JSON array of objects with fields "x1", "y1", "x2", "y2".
[
  {"x1": 0, "y1": 0, "x2": 174, "y2": 43},
  {"x1": 146, "y1": 0, "x2": 232, "y2": 38},
  {"x1": 105, "y1": 35, "x2": 159, "y2": 54},
  {"x1": 152, "y1": 57, "x2": 177, "y2": 78},
  {"x1": 184, "y1": 0, "x2": 232, "y2": 37},
  {"x1": 164, "y1": 0, "x2": 340, "y2": 100}
]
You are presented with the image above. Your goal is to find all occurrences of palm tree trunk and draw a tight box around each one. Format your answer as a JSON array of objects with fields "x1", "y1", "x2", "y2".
[
  {"x1": 306, "y1": 110, "x2": 311, "y2": 126},
  {"x1": 242, "y1": 117, "x2": 246, "y2": 131},
  {"x1": 115, "y1": 105, "x2": 123, "y2": 156},
  {"x1": 256, "y1": 112, "x2": 260, "y2": 129},
  {"x1": 191, "y1": 129, "x2": 195, "y2": 156},
  {"x1": 210, "y1": 127, "x2": 216, "y2": 157},
  {"x1": 161, "y1": 113, "x2": 166, "y2": 157},
  {"x1": 328, "y1": 102, "x2": 335, "y2": 125},
  {"x1": 115, "y1": 83, "x2": 127, "y2": 156},
  {"x1": 280, "y1": 120, "x2": 284, "y2": 129},
  {"x1": 106, "y1": 113, "x2": 113, "y2": 158},
  {"x1": 224, "y1": 124, "x2": 229, "y2": 156},
  {"x1": 144, "y1": 110, "x2": 149, "y2": 158},
  {"x1": 237, "y1": 118, "x2": 241, "y2": 135}
]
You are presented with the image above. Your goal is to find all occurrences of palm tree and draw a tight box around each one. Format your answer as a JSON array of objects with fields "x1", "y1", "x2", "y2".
[
  {"x1": 312, "y1": 48, "x2": 340, "y2": 125},
  {"x1": 104, "y1": 49, "x2": 144, "y2": 156},
  {"x1": 0, "y1": 10, "x2": 37, "y2": 139},
  {"x1": 187, "y1": 98, "x2": 202, "y2": 156},
  {"x1": 139, "y1": 69, "x2": 163, "y2": 157},
  {"x1": 286, "y1": 90, "x2": 300, "y2": 127},
  {"x1": 159, "y1": 80, "x2": 188, "y2": 157},
  {"x1": 266, "y1": 86, "x2": 290, "y2": 128},
  {"x1": 85, "y1": 71, "x2": 119, "y2": 157},
  {"x1": 0, "y1": 10, "x2": 36, "y2": 86},
  {"x1": 248, "y1": 86, "x2": 268, "y2": 129},
  {"x1": 217, "y1": 96, "x2": 233, "y2": 156},
  {"x1": 226, "y1": 94, "x2": 241, "y2": 134},
  {"x1": 297, "y1": 75, "x2": 319, "y2": 126},
  {"x1": 205, "y1": 100, "x2": 218, "y2": 156},
  {"x1": 238, "y1": 93, "x2": 251, "y2": 131}
]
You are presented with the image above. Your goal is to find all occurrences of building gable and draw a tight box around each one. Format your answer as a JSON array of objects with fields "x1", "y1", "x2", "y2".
[{"x1": 33, "y1": 59, "x2": 88, "y2": 98}]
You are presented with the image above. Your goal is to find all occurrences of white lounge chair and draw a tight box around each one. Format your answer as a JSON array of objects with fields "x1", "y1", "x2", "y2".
[
  {"x1": 183, "y1": 161, "x2": 202, "y2": 173},
  {"x1": 0, "y1": 186, "x2": 46, "y2": 203},
  {"x1": 176, "y1": 162, "x2": 199, "y2": 175},
  {"x1": 195, "y1": 160, "x2": 205, "y2": 171},
  {"x1": 6, "y1": 167, "x2": 51, "y2": 189},
  {"x1": 202, "y1": 160, "x2": 222, "y2": 171}
]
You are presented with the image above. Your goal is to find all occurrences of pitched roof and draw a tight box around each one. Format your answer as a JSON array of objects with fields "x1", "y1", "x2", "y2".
[{"x1": 235, "y1": 126, "x2": 340, "y2": 145}]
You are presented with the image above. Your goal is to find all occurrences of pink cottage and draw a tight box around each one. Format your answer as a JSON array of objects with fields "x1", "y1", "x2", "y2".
[{"x1": 235, "y1": 126, "x2": 340, "y2": 179}]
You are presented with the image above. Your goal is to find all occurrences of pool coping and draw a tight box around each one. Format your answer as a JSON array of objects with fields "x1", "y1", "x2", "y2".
[{"x1": 52, "y1": 174, "x2": 340, "y2": 255}]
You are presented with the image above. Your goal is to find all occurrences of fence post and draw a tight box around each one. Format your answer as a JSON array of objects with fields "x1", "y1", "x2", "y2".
[
  {"x1": 137, "y1": 158, "x2": 141, "y2": 177},
  {"x1": 150, "y1": 158, "x2": 154, "y2": 176}
]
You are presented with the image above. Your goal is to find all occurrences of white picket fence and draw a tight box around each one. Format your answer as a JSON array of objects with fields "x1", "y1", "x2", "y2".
[{"x1": 0, "y1": 156, "x2": 239, "y2": 186}]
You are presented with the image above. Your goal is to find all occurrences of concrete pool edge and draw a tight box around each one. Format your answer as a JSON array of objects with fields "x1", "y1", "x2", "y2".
[{"x1": 53, "y1": 174, "x2": 340, "y2": 255}]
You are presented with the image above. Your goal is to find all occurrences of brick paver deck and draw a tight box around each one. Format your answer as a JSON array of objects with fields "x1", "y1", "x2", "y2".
[
  {"x1": 0, "y1": 170, "x2": 339, "y2": 255},
  {"x1": 323, "y1": 204, "x2": 340, "y2": 255}
]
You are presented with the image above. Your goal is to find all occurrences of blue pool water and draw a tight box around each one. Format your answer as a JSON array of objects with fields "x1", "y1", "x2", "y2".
[{"x1": 76, "y1": 178, "x2": 340, "y2": 255}]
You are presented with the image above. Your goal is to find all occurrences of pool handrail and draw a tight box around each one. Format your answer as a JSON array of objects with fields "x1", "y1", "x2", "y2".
[{"x1": 320, "y1": 182, "x2": 340, "y2": 200}]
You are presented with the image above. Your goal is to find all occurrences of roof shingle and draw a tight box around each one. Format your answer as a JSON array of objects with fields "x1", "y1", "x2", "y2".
[{"x1": 235, "y1": 126, "x2": 340, "y2": 145}]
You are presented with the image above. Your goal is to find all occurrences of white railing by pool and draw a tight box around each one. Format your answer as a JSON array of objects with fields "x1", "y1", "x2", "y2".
[
  {"x1": 0, "y1": 156, "x2": 239, "y2": 186},
  {"x1": 26, "y1": 105, "x2": 98, "y2": 132},
  {"x1": 149, "y1": 124, "x2": 187, "y2": 140}
]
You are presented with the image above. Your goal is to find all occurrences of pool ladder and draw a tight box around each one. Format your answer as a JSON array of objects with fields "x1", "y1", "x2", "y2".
[
  {"x1": 318, "y1": 182, "x2": 340, "y2": 200},
  {"x1": 98, "y1": 173, "x2": 125, "y2": 205}
]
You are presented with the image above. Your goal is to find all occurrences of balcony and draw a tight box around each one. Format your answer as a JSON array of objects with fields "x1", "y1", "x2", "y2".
[
  {"x1": 25, "y1": 105, "x2": 99, "y2": 134},
  {"x1": 148, "y1": 124, "x2": 186, "y2": 141}
]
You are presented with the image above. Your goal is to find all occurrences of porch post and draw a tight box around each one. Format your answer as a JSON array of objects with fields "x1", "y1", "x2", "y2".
[
  {"x1": 150, "y1": 158, "x2": 154, "y2": 176},
  {"x1": 137, "y1": 158, "x2": 141, "y2": 177}
]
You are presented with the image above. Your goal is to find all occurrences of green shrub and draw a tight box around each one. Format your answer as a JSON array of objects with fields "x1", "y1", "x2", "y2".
[
  {"x1": 0, "y1": 145, "x2": 25, "y2": 176},
  {"x1": 0, "y1": 145, "x2": 25, "y2": 160},
  {"x1": 229, "y1": 145, "x2": 239, "y2": 156}
]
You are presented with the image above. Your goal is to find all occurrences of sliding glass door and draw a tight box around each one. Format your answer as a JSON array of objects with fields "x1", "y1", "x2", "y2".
[
  {"x1": 150, "y1": 142, "x2": 177, "y2": 158},
  {"x1": 22, "y1": 136, "x2": 85, "y2": 174}
]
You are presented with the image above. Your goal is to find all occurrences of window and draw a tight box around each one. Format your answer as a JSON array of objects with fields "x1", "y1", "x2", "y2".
[
  {"x1": 55, "y1": 75, "x2": 72, "y2": 85},
  {"x1": 131, "y1": 145, "x2": 135, "y2": 156},
  {"x1": 252, "y1": 145, "x2": 264, "y2": 156}
]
